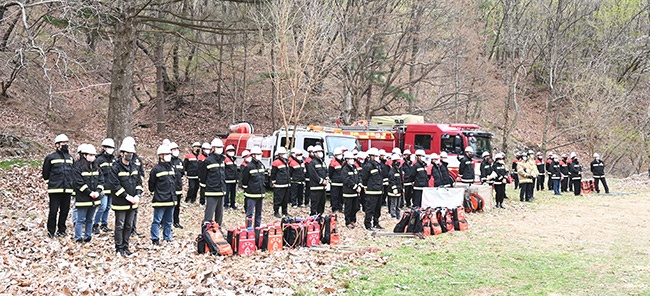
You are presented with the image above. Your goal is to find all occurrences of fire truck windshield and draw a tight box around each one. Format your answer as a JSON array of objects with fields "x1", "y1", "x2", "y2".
[
  {"x1": 326, "y1": 136, "x2": 361, "y2": 155},
  {"x1": 467, "y1": 134, "x2": 491, "y2": 158}
]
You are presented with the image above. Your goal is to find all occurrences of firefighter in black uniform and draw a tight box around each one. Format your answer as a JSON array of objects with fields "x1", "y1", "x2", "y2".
[
  {"x1": 308, "y1": 145, "x2": 329, "y2": 215},
  {"x1": 122, "y1": 136, "x2": 144, "y2": 237},
  {"x1": 109, "y1": 141, "x2": 143, "y2": 257},
  {"x1": 42, "y1": 134, "x2": 74, "y2": 238},
  {"x1": 535, "y1": 152, "x2": 546, "y2": 191},
  {"x1": 479, "y1": 151, "x2": 493, "y2": 185},
  {"x1": 241, "y1": 146, "x2": 266, "y2": 228},
  {"x1": 355, "y1": 151, "x2": 367, "y2": 212},
  {"x1": 93, "y1": 138, "x2": 115, "y2": 234},
  {"x1": 560, "y1": 153, "x2": 570, "y2": 192},
  {"x1": 590, "y1": 153, "x2": 609, "y2": 194},
  {"x1": 361, "y1": 148, "x2": 384, "y2": 230},
  {"x1": 549, "y1": 155, "x2": 562, "y2": 195},
  {"x1": 458, "y1": 146, "x2": 475, "y2": 185},
  {"x1": 271, "y1": 147, "x2": 291, "y2": 218},
  {"x1": 148, "y1": 145, "x2": 177, "y2": 245},
  {"x1": 289, "y1": 148, "x2": 306, "y2": 208},
  {"x1": 387, "y1": 154, "x2": 403, "y2": 219},
  {"x1": 491, "y1": 152, "x2": 509, "y2": 208},
  {"x1": 411, "y1": 149, "x2": 429, "y2": 207},
  {"x1": 328, "y1": 147, "x2": 345, "y2": 213},
  {"x1": 72, "y1": 144, "x2": 104, "y2": 242},
  {"x1": 511, "y1": 152, "x2": 520, "y2": 190},
  {"x1": 169, "y1": 142, "x2": 185, "y2": 229},
  {"x1": 568, "y1": 152, "x2": 583, "y2": 196},
  {"x1": 183, "y1": 142, "x2": 203, "y2": 204},
  {"x1": 342, "y1": 151, "x2": 361, "y2": 229},
  {"x1": 430, "y1": 153, "x2": 444, "y2": 187},
  {"x1": 401, "y1": 150, "x2": 414, "y2": 207},
  {"x1": 198, "y1": 138, "x2": 227, "y2": 225},
  {"x1": 224, "y1": 145, "x2": 239, "y2": 210}
]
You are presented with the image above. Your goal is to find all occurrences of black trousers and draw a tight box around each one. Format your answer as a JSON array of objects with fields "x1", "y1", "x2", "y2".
[
  {"x1": 204, "y1": 195, "x2": 224, "y2": 225},
  {"x1": 388, "y1": 196, "x2": 400, "y2": 218},
  {"x1": 512, "y1": 173, "x2": 519, "y2": 189},
  {"x1": 363, "y1": 193, "x2": 381, "y2": 229},
  {"x1": 519, "y1": 183, "x2": 532, "y2": 201},
  {"x1": 547, "y1": 174, "x2": 553, "y2": 191},
  {"x1": 495, "y1": 184, "x2": 506, "y2": 204},
  {"x1": 114, "y1": 209, "x2": 135, "y2": 251},
  {"x1": 304, "y1": 180, "x2": 311, "y2": 206},
  {"x1": 225, "y1": 183, "x2": 237, "y2": 208},
  {"x1": 403, "y1": 185, "x2": 413, "y2": 207},
  {"x1": 412, "y1": 189, "x2": 423, "y2": 208},
  {"x1": 568, "y1": 177, "x2": 574, "y2": 191},
  {"x1": 594, "y1": 177, "x2": 609, "y2": 193},
  {"x1": 173, "y1": 194, "x2": 182, "y2": 224},
  {"x1": 290, "y1": 183, "x2": 305, "y2": 206},
  {"x1": 572, "y1": 179, "x2": 581, "y2": 196},
  {"x1": 47, "y1": 193, "x2": 71, "y2": 235},
  {"x1": 245, "y1": 198, "x2": 263, "y2": 228},
  {"x1": 273, "y1": 186, "x2": 290, "y2": 215},
  {"x1": 536, "y1": 175, "x2": 545, "y2": 191},
  {"x1": 310, "y1": 189, "x2": 326, "y2": 215},
  {"x1": 330, "y1": 185, "x2": 343, "y2": 212},
  {"x1": 343, "y1": 197, "x2": 359, "y2": 226},
  {"x1": 561, "y1": 178, "x2": 569, "y2": 192},
  {"x1": 186, "y1": 178, "x2": 199, "y2": 203}
]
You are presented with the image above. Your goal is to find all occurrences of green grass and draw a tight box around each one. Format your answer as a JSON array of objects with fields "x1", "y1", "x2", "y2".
[{"x1": 0, "y1": 159, "x2": 41, "y2": 170}]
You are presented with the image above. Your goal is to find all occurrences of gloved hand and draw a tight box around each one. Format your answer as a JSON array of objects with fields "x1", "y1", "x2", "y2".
[
  {"x1": 125, "y1": 195, "x2": 137, "y2": 204},
  {"x1": 393, "y1": 189, "x2": 398, "y2": 195},
  {"x1": 90, "y1": 191, "x2": 100, "y2": 199}
]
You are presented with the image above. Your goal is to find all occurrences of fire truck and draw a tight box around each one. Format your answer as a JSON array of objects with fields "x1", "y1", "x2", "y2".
[{"x1": 307, "y1": 116, "x2": 493, "y2": 182}]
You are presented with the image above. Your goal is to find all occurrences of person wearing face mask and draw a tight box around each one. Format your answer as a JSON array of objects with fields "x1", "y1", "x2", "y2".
[
  {"x1": 147, "y1": 145, "x2": 177, "y2": 246},
  {"x1": 568, "y1": 152, "x2": 583, "y2": 196},
  {"x1": 560, "y1": 153, "x2": 570, "y2": 192},
  {"x1": 355, "y1": 151, "x2": 367, "y2": 212},
  {"x1": 183, "y1": 142, "x2": 205, "y2": 204},
  {"x1": 198, "y1": 142, "x2": 212, "y2": 205},
  {"x1": 110, "y1": 141, "x2": 143, "y2": 257},
  {"x1": 93, "y1": 138, "x2": 116, "y2": 234},
  {"x1": 224, "y1": 145, "x2": 239, "y2": 210},
  {"x1": 545, "y1": 152, "x2": 554, "y2": 191},
  {"x1": 342, "y1": 151, "x2": 361, "y2": 229},
  {"x1": 410, "y1": 149, "x2": 429, "y2": 208},
  {"x1": 516, "y1": 153, "x2": 534, "y2": 202},
  {"x1": 198, "y1": 138, "x2": 227, "y2": 226},
  {"x1": 549, "y1": 155, "x2": 562, "y2": 195},
  {"x1": 241, "y1": 146, "x2": 266, "y2": 228},
  {"x1": 42, "y1": 134, "x2": 75, "y2": 238},
  {"x1": 271, "y1": 147, "x2": 291, "y2": 218},
  {"x1": 439, "y1": 152, "x2": 454, "y2": 186},
  {"x1": 511, "y1": 152, "x2": 521, "y2": 190},
  {"x1": 430, "y1": 153, "x2": 444, "y2": 187},
  {"x1": 122, "y1": 136, "x2": 145, "y2": 237},
  {"x1": 307, "y1": 145, "x2": 328, "y2": 215},
  {"x1": 289, "y1": 148, "x2": 306, "y2": 208},
  {"x1": 328, "y1": 147, "x2": 345, "y2": 213},
  {"x1": 239, "y1": 149, "x2": 251, "y2": 212},
  {"x1": 535, "y1": 152, "x2": 546, "y2": 191},
  {"x1": 361, "y1": 148, "x2": 384, "y2": 230},
  {"x1": 401, "y1": 150, "x2": 414, "y2": 208},
  {"x1": 387, "y1": 154, "x2": 403, "y2": 220},
  {"x1": 479, "y1": 151, "x2": 493, "y2": 185},
  {"x1": 72, "y1": 144, "x2": 103, "y2": 243},
  {"x1": 169, "y1": 142, "x2": 185, "y2": 229},
  {"x1": 304, "y1": 146, "x2": 315, "y2": 208},
  {"x1": 526, "y1": 150, "x2": 539, "y2": 200},
  {"x1": 378, "y1": 150, "x2": 390, "y2": 207},
  {"x1": 458, "y1": 146, "x2": 475, "y2": 185},
  {"x1": 590, "y1": 153, "x2": 609, "y2": 194},
  {"x1": 490, "y1": 152, "x2": 508, "y2": 208}
]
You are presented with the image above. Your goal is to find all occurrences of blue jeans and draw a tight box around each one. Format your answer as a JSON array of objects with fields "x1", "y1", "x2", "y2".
[
  {"x1": 94, "y1": 195, "x2": 112, "y2": 225},
  {"x1": 151, "y1": 206, "x2": 174, "y2": 242},
  {"x1": 74, "y1": 207, "x2": 96, "y2": 241},
  {"x1": 553, "y1": 179, "x2": 561, "y2": 195}
]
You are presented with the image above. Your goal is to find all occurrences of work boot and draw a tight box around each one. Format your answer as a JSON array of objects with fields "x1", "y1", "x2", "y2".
[
  {"x1": 100, "y1": 224, "x2": 112, "y2": 232},
  {"x1": 152, "y1": 239, "x2": 160, "y2": 246},
  {"x1": 274, "y1": 212, "x2": 282, "y2": 219},
  {"x1": 92, "y1": 224, "x2": 100, "y2": 234},
  {"x1": 173, "y1": 223, "x2": 184, "y2": 229}
]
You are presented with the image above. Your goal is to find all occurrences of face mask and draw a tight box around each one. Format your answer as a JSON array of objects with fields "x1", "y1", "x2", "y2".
[
  {"x1": 215, "y1": 148, "x2": 224, "y2": 155},
  {"x1": 522, "y1": 156, "x2": 528, "y2": 161},
  {"x1": 60, "y1": 144, "x2": 69, "y2": 153},
  {"x1": 358, "y1": 159, "x2": 365, "y2": 164},
  {"x1": 105, "y1": 148, "x2": 115, "y2": 155},
  {"x1": 86, "y1": 155, "x2": 96, "y2": 162},
  {"x1": 245, "y1": 157, "x2": 252, "y2": 162},
  {"x1": 124, "y1": 154, "x2": 133, "y2": 161},
  {"x1": 163, "y1": 155, "x2": 172, "y2": 162},
  {"x1": 335, "y1": 155, "x2": 342, "y2": 160},
  {"x1": 227, "y1": 152, "x2": 235, "y2": 157},
  {"x1": 252, "y1": 154, "x2": 259, "y2": 160},
  {"x1": 172, "y1": 150, "x2": 179, "y2": 157},
  {"x1": 203, "y1": 149, "x2": 211, "y2": 155},
  {"x1": 317, "y1": 152, "x2": 324, "y2": 159}
]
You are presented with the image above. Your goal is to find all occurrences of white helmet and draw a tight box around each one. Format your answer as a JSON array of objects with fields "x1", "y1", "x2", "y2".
[
  {"x1": 276, "y1": 146, "x2": 287, "y2": 155},
  {"x1": 241, "y1": 150, "x2": 250, "y2": 157},
  {"x1": 157, "y1": 145, "x2": 172, "y2": 155},
  {"x1": 119, "y1": 142, "x2": 136, "y2": 153},
  {"x1": 313, "y1": 145, "x2": 323, "y2": 152},
  {"x1": 81, "y1": 144, "x2": 97, "y2": 155},
  {"x1": 440, "y1": 151, "x2": 448, "y2": 158},
  {"x1": 250, "y1": 146, "x2": 262, "y2": 155},
  {"x1": 367, "y1": 148, "x2": 379, "y2": 156},
  {"x1": 307, "y1": 146, "x2": 315, "y2": 152},
  {"x1": 593, "y1": 153, "x2": 600, "y2": 159},
  {"x1": 343, "y1": 151, "x2": 354, "y2": 159},
  {"x1": 403, "y1": 149, "x2": 412, "y2": 155},
  {"x1": 570, "y1": 152, "x2": 577, "y2": 158},
  {"x1": 390, "y1": 154, "x2": 400, "y2": 161},
  {"x1": 357, "y1": 151, "x2": 367, "y2": 159},
  {"x1": 415, "y1": 149, "x2": 426, "y2": 156},
  {"x1": 495, "y1": 152, "x2": 505, "y2": 159},
  {"x1": 201, "y1": 142, "x2": 211, "y2": 149},
  {"x1": 290, "y1": 147, "x2": 301, "y2": 155},
  {"x1": 211, "y1": 138, "x2": 224, "y2": 147},
  {"x1": 378, "y1": 149, "x2": 387, "y2": 157},
  {"x1": 162, "y1": 139, "x2": 171, "y2": 146},
  {"x1": 122, "y1": 136, "x2": 136, "y2": 146},
  {"x1": 527, "y1": 150, "x2": 534, "y2": 155},
  {"x1": 391, "y1": 147, "x2": 402, "y2": 155},
  {"x1": 464, "y1": 146, "x2": 474, "y2": 153},
  {"x1": 169, "y1": 142, "x2": 179, "y2": 150},
  {"x1": 431, "y1": 153, "x2": 440, "y2": 159},
  {"x1": 482, "y1": 151, "x2": 490, "y2": 158},
  {"x1": 225, "y1": 145, "x2": 236, "y2": 152},
  {"x1": 54, "y1": 134, "x2": 69, "y2": 144},
  {"x1": 77, "y1": 143, "x2": 87, "y2": 154},
  {"x1": 333, "y1": 147, "x2": 343, "y2": 156},
  {"x1": 101, "y1": 138, "x2": 115, "y2": 148},
  {"x1": 192, "y1": 142, "x2": 201, "y2": 148}
]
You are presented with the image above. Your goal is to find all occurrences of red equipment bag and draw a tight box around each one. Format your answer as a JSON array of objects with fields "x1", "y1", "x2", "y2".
[
  {"x1": 237, "y1": 229, "x2": 257, "y2": 256},
  {"x1": 306, "y1": 222, "x2": 321, "y2": 247},
  {"x1": 263, "y1": 226, "x2": 283, "y2": 252}
]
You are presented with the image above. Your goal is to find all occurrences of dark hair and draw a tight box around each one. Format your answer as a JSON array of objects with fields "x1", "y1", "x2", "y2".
[{"x1": 75, "y1": 155, "x2": 98, "y2": 172}]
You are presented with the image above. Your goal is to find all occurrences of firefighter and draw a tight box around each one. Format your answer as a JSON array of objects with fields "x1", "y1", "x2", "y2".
[
  {"x1": 72, "y1": 144, "x2": 103, "y2": 243},
  {"x1": 199, "y1": 142, "x2": 211, "y2": 205},
  {"x1": 536, "y1": 152, "x2": 546, "y2": 191},
  {"x1": 590, "y1": 153, "x2": 609, "y2": 194},
  {"x1": 546, "y1": 152, "x2": 554, "y2": 191},
  {"x1": 411, "y1": 149, "x2": 429, "y2": 207},
  {"x1": 289, "y1": 148, "x2": 306, "y2": 208},
  {"x1": 199, "y1": 138, "x2": 227, "y2": 225},
  {"x1": 355, "y1": 151, "x2": 367, "y2": 212},
  {"x1": 560, "y1": 153, "x2": 570, "y2": 192},
  {"x1": 439, "y1": 152, "x2": 454, "y2": 186},
  {"x1": 517, "y1": 153, "x2": 535, "y2": 202},
  {"x1": 148, "y1": 145, "x2": 177, "y2": 245},
  {"x1": 526, "y1": 150, "x2": 539, "y2": 200},
  {"x1": 240, "y1": 149, "x2": 251, "y2": 212},
  {"x1": 169, "y1": 142, "x2": 184, "y2": 229},
  {"x1": 42, "y1": 134, "x2": 74, "y2": 238},
  {"x1": 183, "y1": 142, "x2": 204, "y2": 204},
  {"x1": 307, "y1": 145, "x2": 328, "y2": 215},
  {"x1": 387, "y1": 154, "x2": 403, "y2": 219},
  {"x1": 342, "y1": 151, "x2": 361, "y2": 229},
  {"x1": 328, "y1": 147, "x2": 345, "y2": 213},
  {"x1": 241, "y1": 146, "x2": 265, "y2": 228},
  {"x1": 458, "y1": 146, "x2": 475, "y2": 184},
  {"x1": 361, "y1": 148, "x2": 384, "y2": 230},
  {"x1": 378, "y1": 149, "x2": 390, "y2": 207},
  {"x1": 401, "y1": 150, "x2": 414, "y2": 207},
  {"x1": 568, "y1": 152, "x2": 583, "y2": 196},
  {"x1": 93, "y1": 138, "x2": 115, "y2": 234},
  {"x1": 479, "y1": 151, "x2": 493, "y2": 185},
  {"x1": 430, "y1": 153, "x2": 443, "y2": 187},
  {"x1": 224, "y1": 145, "x2": 239, "y2": 210},
  {"x1": 109, "y1": 141, "x2": 142, "y2": 257},
  {"x1": 271, "y1": 147, "x2": 291, "y2": 218},
  {"x1": 549, "y1": 155, "x2": 562, "y2": 195},
  {"x1": 490, "y1": 152, "x2": 508, "y2": 208},
  {"x1": 304, "y1": 145, "x2": 315, "y2": 208},
  {"x1": 122, "y1": 136, "x2": 144, "y2": 237}
]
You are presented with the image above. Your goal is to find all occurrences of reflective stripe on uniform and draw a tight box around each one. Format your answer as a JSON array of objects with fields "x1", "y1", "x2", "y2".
[
  {"x1": 75, "y1": 201, "x2": 95, "y2": 207},
  {"x1": 152, "y1": 201, "x2": 176, "y2": 207},
  {"x1": 244, "y1": 193, "x2": 264, "y2": 198},
  {"x1": 156, "y1": 170, "x2": 175, "y2": 178},
  {"x1": 199, "y1": 183, "x2": 206, "y2": 188},
  {"x1": 413, "y1": 187, "x2": 425, "y2": 190},
  {"x1": 100, "y1": 162, "x2": 112, "y2": 167},
  {"x1": 205, "y1": 191, "x2": 225, "y2": 197},
  {"x1": 274, "y1": 184, "x2": 290, "y2": 188},
  {"x1": 417, "y1": 168, "x2": 425, "y2": 171},
  {"x1": 48, "y1": 188, "x2": 73, "y2": 194},
  {"x1": 330, "y1": 182, "x2": 343, "y2": 187},
  {"x1": 370, "y1": 169, "x2": 379, "y2": 174},
  {"x1": 207, "y1": 163, "x2": 225, "y2": 169},
  {"x1": 81, "y1": 172, "x2": 100, "y2": 176},
  {"x1": 111, "y1": 204, "x2": 137, "y2": 211},
  {"x1": 79, "y1": 184, "x2": 88, "y2": 192},
  {"x1": 51, "y1": 159, "x2": 73, "y2": 164},
  {"x1": 365, "y1": 190, "x2": 382, "y2": 195},
  {"x1": 225, "y1": 180, "x2": 237, "y2": 184},
  {"x1": 343, "y1": 193, "x2": 358, "y2": 198},
  {"x1": 175, "y1": 190, "x2": 183, "y2": 195},
  {"x1": 114, "y1": 188, "x2": 125, "y2": 196},
  {"x1": 310, "y1": 186, "x2": 325, "y2": 190},
  {"x1": 403, "y1": 182, "x2": 413, "y2": 186},
  {"x1": 187, "y1": 176, "x2": 198, "y2": 179},
  {"x1": 118, "y1": 172, "x2": 130, "y2": 177},
  {"x1": 136, "y1": 185, "x2": 143, "y2": 191},
  {"x1": 103, "y1": 189, "x2": 111, "y2": 194}
]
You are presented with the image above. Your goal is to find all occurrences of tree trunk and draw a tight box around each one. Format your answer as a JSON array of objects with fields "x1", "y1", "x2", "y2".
[
  {"x1": 106, "y1": 16, "x2": 138, "y2": 146},
  {"x1": 271, "y1": 45, "x2": 277, "y2": 131},
  {"x1": 155, "y1": 34, "x2": 165, "y2": 135}
]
